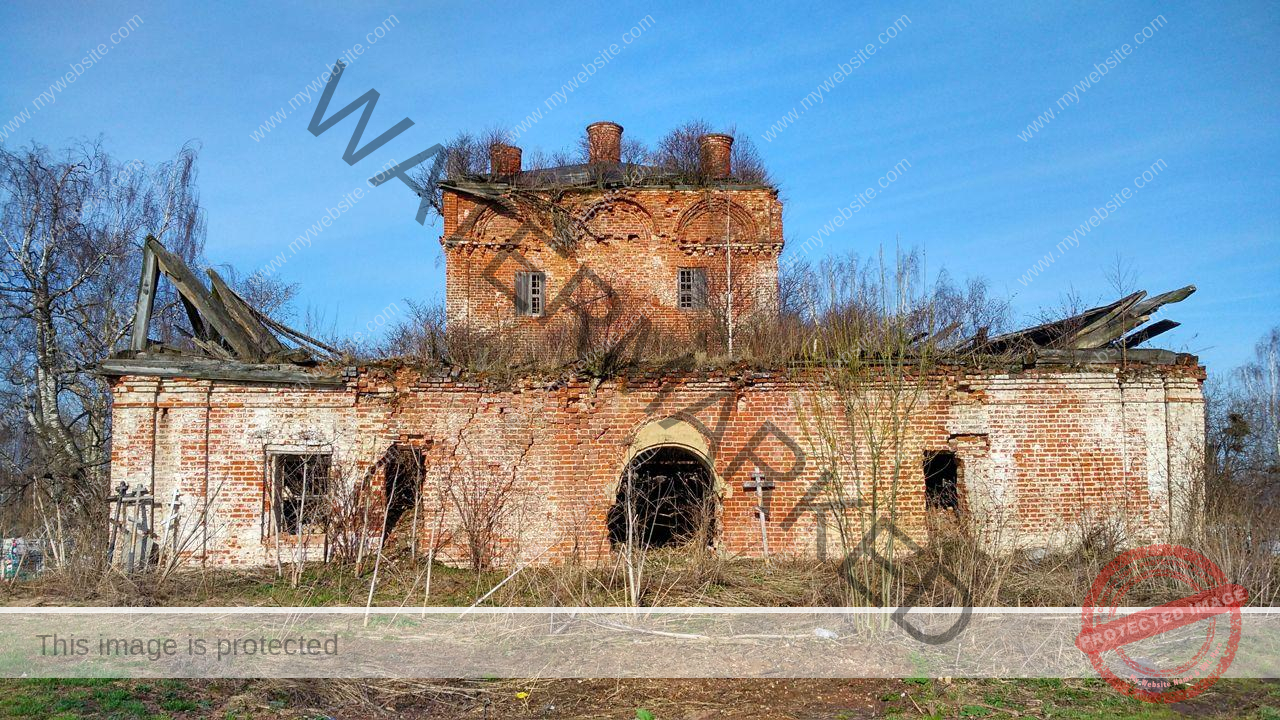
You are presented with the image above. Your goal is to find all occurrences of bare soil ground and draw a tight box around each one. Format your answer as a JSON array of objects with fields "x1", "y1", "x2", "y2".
[
  {"x1": 2, "y1": 678, "x2": 1279, "y2": 719},
  {"x1": 5, "y1": 544, "x2": 1277, "y2": 718}
]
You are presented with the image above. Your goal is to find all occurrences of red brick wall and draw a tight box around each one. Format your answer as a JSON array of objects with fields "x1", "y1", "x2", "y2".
[
  {"x1": 109, "y1": 364, "x2": 1205, "y2": 568},
  {"x1": 442, "y1": 187, "x2": 783, "y2": 344}
]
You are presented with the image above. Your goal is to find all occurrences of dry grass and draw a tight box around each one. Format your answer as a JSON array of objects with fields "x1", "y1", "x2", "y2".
[
  {"x1": 11, "y1": 499, "x2": 1280, "y2": 609},
  {"x1": 500, "y1": 546, "x2": 841, "y2": 608},
  {"x1": 355, "y1": 247, "x2": 1019, "y2": 384}
]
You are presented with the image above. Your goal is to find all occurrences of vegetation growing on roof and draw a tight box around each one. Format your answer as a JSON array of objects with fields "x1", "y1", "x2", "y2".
[{"x1": 413, "y1": 120, "x2": 775, "y2": 222}]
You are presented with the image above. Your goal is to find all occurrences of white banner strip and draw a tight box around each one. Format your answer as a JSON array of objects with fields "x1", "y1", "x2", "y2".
[{"x1": 0, "y1": 608, "x2": 1275, "y2": 679}]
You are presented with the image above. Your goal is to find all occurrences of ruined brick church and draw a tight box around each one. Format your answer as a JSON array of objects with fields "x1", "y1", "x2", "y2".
[{"x1": 103, "y1": 121, "x2": 1205, "y2": 567}]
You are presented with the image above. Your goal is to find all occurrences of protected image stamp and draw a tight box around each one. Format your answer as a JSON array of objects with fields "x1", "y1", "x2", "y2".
[{"x1": 1076, "y1": 544, "x2": 1248, "y2": 703}]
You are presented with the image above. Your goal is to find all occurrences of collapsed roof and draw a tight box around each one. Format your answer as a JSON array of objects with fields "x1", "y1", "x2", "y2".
[
  {"x1": 968, "y1": 285, "x2": 1196, "y2": 356},
  {"x1": 97, "y1": 238, "x2": 1199, "y2": 386},
  {"x1": 98, "y1": 237, "x2": 343, "y2": 385}
]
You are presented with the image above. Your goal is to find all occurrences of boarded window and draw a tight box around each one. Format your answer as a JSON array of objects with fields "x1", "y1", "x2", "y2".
[
  {"x1": 678, "y1": 268, "x2": 707, "y2": 310},
  {"x1": 272, "y1": 453, "x2": 331, "y2": 534},
  {"x1": 515, "y1": 271, "x2": 545, "y2": 316},
  {"x1": 924, "y1": 451, "x2": 959, "y2": 510}
]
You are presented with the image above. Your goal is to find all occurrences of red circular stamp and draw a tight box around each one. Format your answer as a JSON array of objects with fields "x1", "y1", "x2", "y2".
[{"x1": 1076, "y1": 544, "x2": 1247, "y2": 703}]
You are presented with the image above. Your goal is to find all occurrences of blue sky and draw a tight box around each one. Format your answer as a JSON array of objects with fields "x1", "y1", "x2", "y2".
[{"x1": 1, "y1": 1, "x2": 1275, "y2": 372}]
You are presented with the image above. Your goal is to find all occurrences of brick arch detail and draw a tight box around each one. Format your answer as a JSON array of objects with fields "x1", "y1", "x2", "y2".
[
  {"x1": 610, "y1": 417, "x2": 726, "y2": 498},
  {"x1": 470, "y1": 205, "x2": 546, "y2": 245},
  {"x1": 674, "y1": 197, "x2": 760, "y2": 246},
  {"x1": 578, "y1": 196, "x2": 656, "y2": 244}
]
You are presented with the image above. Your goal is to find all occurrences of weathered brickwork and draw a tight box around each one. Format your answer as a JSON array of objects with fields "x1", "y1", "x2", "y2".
[
  {"x1": 106, "y1": 124, "x2": 1208, "y2": 569},
  {"x1": 441, "y1": 186, "x2": 784, "y2": 342},
  {"x1": 108, "y1": 363, "x2": 1205, "y2": 568}
]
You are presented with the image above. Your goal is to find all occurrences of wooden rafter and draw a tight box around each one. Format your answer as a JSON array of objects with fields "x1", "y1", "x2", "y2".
[
  {"x1": 144, "y1": 237, "x2": 263, "y2": 361},
  {"x1": 973, "y1": 285, "x2": 1196, "y2": 354},
  {"x1": 1117, "y1": 319, "x2": 1180, "y2": 349},
  {"x1": 127, "y1": 236, "x2": 331, "y2": 366}
]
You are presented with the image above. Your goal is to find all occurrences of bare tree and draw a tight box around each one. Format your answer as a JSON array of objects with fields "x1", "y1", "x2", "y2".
[
  {"x1": 1211, "y1": 326, "x2": 1280, "y2": 497},
  {"x1": 653, "y1": 119, "x2": 715, "y2": 184},
  {"x1": 211, "y1": 263, "x2": 298, "y2": 320},
  {"x1": 371, "y1": 299, "x2": 446, "y2": 360},
  {"x1": 1241, "y1": 328, "x2": 1280, "y2": 472},
  {"x1": 442, "y1": 466, "x2": 527, "y2": 572},
  {"x1": 412, "y1": 128, "x2": 512, "y2": 221},
  {"x1": 795, "y1": 248, "x2": 979, "y2": 606},
  {"x1": 0, "y1": 141, "x2": 205, "y2": 527},
  {"x1": 723, "y1": 125, "x2": 772, "y2": 186}
]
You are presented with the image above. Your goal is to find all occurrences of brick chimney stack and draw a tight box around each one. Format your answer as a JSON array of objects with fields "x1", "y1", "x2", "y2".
[
  {"x1": 586, "y1": 121, "x2": 623, "y2": 164},
  {"x1": 489, "y1": 142, "x2": 522, "y2": 178},
  {"x1": 700, "y1": 133, "x2": 734, "y2": 179}
]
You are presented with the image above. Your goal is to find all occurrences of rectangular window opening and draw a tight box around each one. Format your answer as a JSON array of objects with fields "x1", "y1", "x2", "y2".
[
  {"x1": 924, "y1": 451, "x2": 959, "y2": 511},
  {"x1": 271, "y1": 453, "x2": 332, "y2": 535},
  {"x1": 515, "y1": 271, "x2": 545, "y2": 316},
  {"x1": 383, "y1": 446, "x2": 423, "y2": 539},
  {"x1": 678, "y1": 268, "x2": 708, "y2": 310}
]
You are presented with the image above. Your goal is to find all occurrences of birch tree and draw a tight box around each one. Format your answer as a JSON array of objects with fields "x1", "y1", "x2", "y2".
[{"x1": 0, "y1": 140, "x2": 204, "y2": 524}]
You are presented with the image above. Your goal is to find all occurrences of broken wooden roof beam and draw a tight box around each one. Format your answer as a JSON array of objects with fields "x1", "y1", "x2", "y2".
[
  {"x1": 127, "y1": 236, "x2": 338, "y2": 366},
  {"x1": 98, "y1": 356, "x2": 344, "y2": 386},
  {"x1": 972, "y1": 285, "x2": 1195, "y2": 354},
  {"x1": 1116, "y1": 319, "x2": 1180, "y2": 349},
  {"x1": 142, "y1": 237, "x2": 265, "y2": 360}
]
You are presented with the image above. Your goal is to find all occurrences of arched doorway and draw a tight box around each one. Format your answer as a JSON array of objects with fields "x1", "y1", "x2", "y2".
[{"x1": 608, "y1": 445, "x2": 717, "y2": 549}]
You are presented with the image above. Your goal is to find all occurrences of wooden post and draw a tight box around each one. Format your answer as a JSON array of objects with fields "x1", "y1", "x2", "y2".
[
  {"x1": 743, "y1": 467, "x2": 775, "y2": 560},
  {"x1": 125, "y1": 494, "x2": 141, "y2": 572},
  {"x1": 114, "y1": 485, "x2": 155, "y2": 573},
  {"x1": 106, "y1": 482, "x2": 128, "y2": 565},
  {"x1": 130, "y1": 244, "x2": 159, "y2": 353},
  {"x1": 135, "y1": 509, "x2": 153, "y2": 572},
  {"x1": 164, "y1": 487, "x2": 182, "y2": 564}
]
